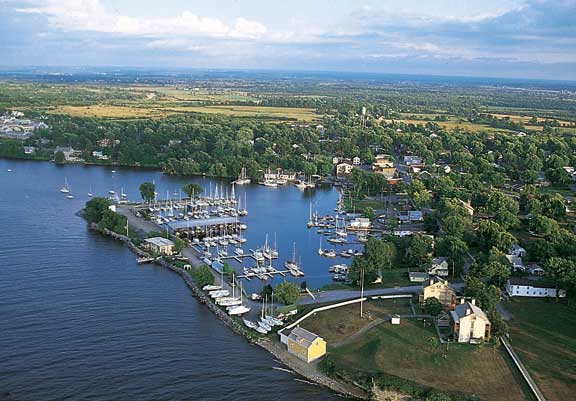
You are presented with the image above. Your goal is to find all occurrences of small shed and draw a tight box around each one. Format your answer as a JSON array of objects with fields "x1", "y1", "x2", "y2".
[{"x1": 391, "y1": 315, "x2": 401, "y2": 325}]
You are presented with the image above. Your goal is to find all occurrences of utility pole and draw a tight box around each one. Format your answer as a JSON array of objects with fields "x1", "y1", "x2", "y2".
[{"x1": 360, "y1": 267, "x2": 365, "y2": 318}]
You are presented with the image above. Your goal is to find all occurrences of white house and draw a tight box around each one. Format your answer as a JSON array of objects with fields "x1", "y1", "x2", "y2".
[
  {"x1": 336, "y1": 162, "x2": 354, "y2": 176},
  {"x1": 506, "y1": 255, "x2": 525, "y2": 271},
  {"x1": 506, "y1": 278, "x2": 566, "y2": 298},
  {"x1": 404, "y1": 155, "x2": 423, "y2": 166},
  {"x1": 352, "y1": 156, "x2": 361, "y2": 165},
  {"x1": 509, "y1": 244, "x2": 526, "y2": 258},
  {"x1": 409, "y1": 272, "x2": 429, "y2": 283},
  {"x1": 450, "y1": 300, "x2": 491, "y2": 344},
  {"x1": 429, "y1": 257, "x2": 449, "y2": 277}
]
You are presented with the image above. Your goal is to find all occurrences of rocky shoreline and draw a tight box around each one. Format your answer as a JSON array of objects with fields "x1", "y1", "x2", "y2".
[{"x1": 92, "y1": 223, "x2": 369, "y2": 400}]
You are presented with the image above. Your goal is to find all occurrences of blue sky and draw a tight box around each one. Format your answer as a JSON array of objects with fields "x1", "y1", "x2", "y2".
[{"x1": 1, "y1": 0, "x2": 575, "y2": 80}]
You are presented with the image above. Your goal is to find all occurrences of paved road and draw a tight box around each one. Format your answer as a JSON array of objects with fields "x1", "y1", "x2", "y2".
[{"x1": 299, "y1": 283, "x2": 464, "y2": 305}]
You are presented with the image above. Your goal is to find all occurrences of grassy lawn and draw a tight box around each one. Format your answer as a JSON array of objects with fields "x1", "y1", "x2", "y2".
[
  {"x1": 300, "y1": 298, "x2": 413, "y2": 344},
  {"x1": 330, "y1": 319, "x2": 530, "y2": 401},
  {"x1": 505, "y1": 298, "x2": 576, "y2": 401}
]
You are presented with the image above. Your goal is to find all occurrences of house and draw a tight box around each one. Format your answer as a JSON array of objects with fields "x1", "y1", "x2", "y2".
[
  {"x1": 404, "y1": 155, "x2": 423, "y2": 166},
  {"x1": 450, "y1": 300, "x2": 491, "y2": 344},
  {"x1": 391, "y1": 315, "x2": 401, "y2": 325},
  {"x1": 397, "y1": 210, "x2": 423, "y2": 224},
  {"x1": 506, "y1": 278, "x2": 566, "y2": 298},
  {"x1": 92, "y1": 150, "x2": 110, "y2": 160},
  {"x1": 332, "y1": 156, "x2": 340, "y2": 165},
  {"x1": 372, "y1": 157, "x2": 396, "y2": 179},
  {"x1": 429, "y1": 257, "x2": 449, "y2": 277},
  {"x1": 336, "y1": 162, "x2": 354, "y2": 176},
  {"x1": 421, "y1": 277, "x2": 456, "y2": 307},
  {"x1": 409, "y1": 272, "x2": 429, "y2": 283},
  {"x1": 23, "y1": 146, "x2": 35, "y2": 154},
  {"x1": 526, "y1": 263, "x2": 545, "y2": 276},
  {"x1": 285, "y1": 327, "x2": 326, "y2": 363},
  {"x1": 144, "y1": 237, "x2": 175, "y2": 256},
  {"x1": 54, "y1": 146, "x2": 82, "y2": 162},
  {"x1": 509, "y1": 244, "x2": 526, "y2": 258},
  {"x1": 352, "y1": 156, "x2": 361, "y2": 165},
  {"x1": 506, "y1": 255, "x2": 524, "y2": 271},
  {"x1": 349, "y1": 217, "x2": 371, "y2": 230},
  {"x1": 417, "y1": 170, "x2": 433, "y2": 180}
]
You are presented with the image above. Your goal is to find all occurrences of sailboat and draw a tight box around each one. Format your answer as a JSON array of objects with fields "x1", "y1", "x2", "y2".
[
  {"x1": 66, "y1": 185, "x2": 74, "y2": 199},
  {"x1": 87, "y1": 185, "x2": 93, "y2": 197},
  {"x1": 59, "y1": 177, "x2": 70, "y2": 193},
  {"x1": 234, "y1": 167, "x2": 251, "y2": 185},
  {"x1": 285, "y1": 242, "x2": 299, "y2": 271}
]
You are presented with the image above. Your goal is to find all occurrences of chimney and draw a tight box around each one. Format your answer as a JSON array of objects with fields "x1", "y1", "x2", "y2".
[
  {"x1": 471, "y1": 299, "x2": 476, "y2": 306},
  {"x1": 466, "y1": 307, "x2": 471, "y2": 316},
  {"x1": 460, "y1": 298, "x2": 465, "y2": 304}
]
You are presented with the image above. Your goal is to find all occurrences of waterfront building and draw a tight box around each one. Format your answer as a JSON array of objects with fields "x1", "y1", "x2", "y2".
[
  {"x1": 286, "y1": 327, "x2": 326, "y2": 363},
  {"x1": 144, "y1": 237, "x2": 175, "y2": 256}
]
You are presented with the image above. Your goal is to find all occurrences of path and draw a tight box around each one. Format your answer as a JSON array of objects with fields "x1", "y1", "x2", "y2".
[
  {"x1": 501, "y1": 336, "x2": 547, "y2": 401},
  {"x1": 300, "y1": 283, "x2": 464, "y2": 305}
]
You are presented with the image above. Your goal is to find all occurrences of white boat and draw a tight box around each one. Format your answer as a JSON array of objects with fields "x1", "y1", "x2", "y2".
[
  {"x1": 255, "y1": 325, "x2": 268, "y2": 334},
  {"x1": 324, "y1": 249, "x2": 337, "y2": 258},
  {"x1": 67, "y1": 194, "x2": 74, "y2": 199},
  {"x1": 217, "y1": 298, "x2": 242, "y2": 306},
  {"x1": 88, "y1": 185, "x2": 93, "y2": 197},
  {"x1": 258, "y1": 319, "x2": 272, "y2": 331},
  {"x1": 108, "y1": 190, "x2": 115, "y2": 195},
  {"x1": 7, "y1": 169, "x2": 12, "y2": 172},
  {"x1": 243, "y1": 319, "x2": 257, "y2": 329},
  {"x1": 263, "y1": 180, "x2": 278, "y2": 187},
  {"x1": 251, "y1": 293, "x2": 262, "y2": 301},
  {"x1": 228, "y1": 305, "x2": 251, "y2": 315},
  {"x1": 234, "y1": 167, "x2": 251, "y2": 185},
  {"x1": 234, "y1": 248, "x2": 244, "y2": 256},
  {"x1": 203, "y1": 284, "x2": 222, "y2": 291},
  {"x1": 209, "y1": 290, "x2": 229, "y2": 298},
  {"x1": 59, "y1": 177, "x2": 70, "y2": 193}
]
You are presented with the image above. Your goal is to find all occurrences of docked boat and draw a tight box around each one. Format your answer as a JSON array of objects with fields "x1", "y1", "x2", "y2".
[
  {"x1": 228, "y1": 305, "x2": 251, "y2": 315},
  {"x1": 255, "y1": 325, "x2": 268, "y2": 334},
  {"x1": 203, "y1": 284, "x2": 222, "y2": 291},
  {"x1": 234, "y1": 248, "x2": 244, "y2": 256},
  {"x1": 243, "y1": 319, "x2": 257, "y2": 329},
  {"x1": 234, "y1": 167, "x2": 251, "y2": 185}
]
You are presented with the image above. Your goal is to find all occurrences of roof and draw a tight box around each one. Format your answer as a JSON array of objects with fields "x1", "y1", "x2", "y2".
[
  {"x1": 288, "y1": 327, "x2": 323, "y2": 348},
  {"x1": 144, "y1": 237, "x2": 175, "y2": 247},
  {"x1": 409, "y1": 272, "x2": 429, "y2": 279},
  {"x1": 507, "y1": 277, "x2": 556, "y2": 289},
  {"x1": 432, "y1": 257, "x2": 448, "y2": 266},
  {"x1": 423, "y1": 276, "x2": 450, "y2": 288},
  {"x1": 450, "y1": 302, "x2": 489, "y2": 323},
  {"x1": 506, "y1": 255, "x2": 524, "y2": 266}
]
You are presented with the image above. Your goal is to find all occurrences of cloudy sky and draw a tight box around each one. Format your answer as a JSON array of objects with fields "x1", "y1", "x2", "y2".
[{"x1": 1, "y1": 0, "x2": 575, "y2": 80}]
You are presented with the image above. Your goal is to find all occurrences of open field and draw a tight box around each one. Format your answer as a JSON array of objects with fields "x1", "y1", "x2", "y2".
[
  {"x1": 300, "y1": 298, "x2": 413, "y2": 344},
  {"x1": 387, "y1": 117, "x2": 506, "y2": 133},
  {"x1": 46, "y1": 104, "x2": 320, "y2": 121},
  {"x1": 505, "y1": 298, "x2": 576, "y2": 401},
  {"x1": 330, "y1": 319, "x2": 531, "y2": 401}
]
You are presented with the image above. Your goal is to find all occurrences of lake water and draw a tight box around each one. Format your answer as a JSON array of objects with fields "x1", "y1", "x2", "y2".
[{"x1": 0, "y1": 159, "x2": 344, "y2": 401}]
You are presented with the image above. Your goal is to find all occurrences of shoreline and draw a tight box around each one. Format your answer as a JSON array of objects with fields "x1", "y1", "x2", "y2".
[{"x1": 90, "y1": 222, "x2": 369, "y2": 400}]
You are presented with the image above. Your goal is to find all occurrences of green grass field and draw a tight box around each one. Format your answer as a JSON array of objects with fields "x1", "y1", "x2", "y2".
[
  {"x1": 330, "y1": 319, "x2": 530, "y2": 401},
  {"x1": 505, "y1": 298, "x2": 576, "y2": 401},
  {"x1": 300, "y1": 298, "x2": 413, "y2": 344}
]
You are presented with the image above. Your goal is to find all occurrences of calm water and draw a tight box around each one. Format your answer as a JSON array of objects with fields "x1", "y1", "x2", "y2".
[{"x1": 0, "y1": 160, "x2": 344, "y2": 401}]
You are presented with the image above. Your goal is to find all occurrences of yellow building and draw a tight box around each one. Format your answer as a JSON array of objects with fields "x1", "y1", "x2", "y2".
[
  {"x1": 286, "y1": 327, "x2": 326, "y2": 363},
  {"x1": 144, "y1": 237, "x2": 175, "y2": 256},
  {"x1": 420, "y1": 277, "x2": 456, "y2": 307},
  {"x1": 372, "y1": 157, "x2": 396, "y2": 179},
  {"x1": 450, "y1": 300, "x2": 491, "y2": 344}
]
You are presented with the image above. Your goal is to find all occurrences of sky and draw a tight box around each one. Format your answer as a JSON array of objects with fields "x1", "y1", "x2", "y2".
[{"x1": 1, "y1": 0, "x2": 575, "y2": 80}]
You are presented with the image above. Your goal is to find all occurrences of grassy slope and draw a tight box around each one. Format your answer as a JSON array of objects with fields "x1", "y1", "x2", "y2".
[
  {"x1": 330, "y1": 319, "x2": 530, "y2": 401},
  {"x1": 505, "y1": 298, "x2": 576, "y2": 401}
]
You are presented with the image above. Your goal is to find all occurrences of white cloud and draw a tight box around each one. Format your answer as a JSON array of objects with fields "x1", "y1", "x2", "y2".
[{"x1": 17, "y1": 0, "x2": 266, "y2": 38}]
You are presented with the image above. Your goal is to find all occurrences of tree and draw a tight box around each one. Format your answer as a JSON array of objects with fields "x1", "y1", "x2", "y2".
[
  {"x1": 488, "y1": 309, "x2": 508, "y2": 337},
  {"x1": 260, "y1": 284, "x2": 273, "y2": 299},
  {"x1": 98, "y1": 210, "x2": 127, "y2": 234},
  {"x1": 436, "y1": 236, "x2": 468, "y2": 275},
  {"x1": 139, "y1": 182, "x2": 156, "y2": 203},
  {"x1": 541, "y1": 193, "x2": 566, "y2": 220},
  {"x1": 275, "y1": 282, "x2": 300, "y2": 305},
  {"x1": 222, "y1": 262, "x2": 234, "y2": 277},
  {"x1": 545, "y1": 257, "x2": 576, "y2": 300},
  {"x1": 191, "y1": 265, "x2": 215, "y2": 288},
  {"x1": 182, "y1": 183, "x2": 204, "y2": 198},
  {"x1": 405, "y1": 234, "x2": 433, "y2": 268},
  {"x1": 362, "y1": 206, "x2": 375, "y2": 220},
  {"x1": 54, "y1": 151, "x2": 65, "y2": 164},
  {"x1": 84, "y1": 197, "x2": 111, "y2": 223},
  {"x1": 424, "y1": 297, "x2": 443, "y2": 316},
  {"x1": 476, "y1": 220, "x2": 515, "y2": 252}
]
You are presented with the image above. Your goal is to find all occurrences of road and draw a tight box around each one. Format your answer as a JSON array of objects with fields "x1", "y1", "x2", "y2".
[{"x1": 299, "y1": 282, "x2": 465, "y2": 305}]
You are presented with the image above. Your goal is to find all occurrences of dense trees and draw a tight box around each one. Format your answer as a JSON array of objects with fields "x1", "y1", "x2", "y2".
[{"x1": 274, "y1": 282, "x2": 300, "y2": 305}]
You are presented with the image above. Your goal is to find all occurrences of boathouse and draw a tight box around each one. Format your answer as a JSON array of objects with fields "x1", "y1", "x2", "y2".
[
  {"x1": 286, "y1": 327, "x2": 326, "y2": 363},
  {"x1": 144, "y1": 237, "x2": 175, "y2": 256}
]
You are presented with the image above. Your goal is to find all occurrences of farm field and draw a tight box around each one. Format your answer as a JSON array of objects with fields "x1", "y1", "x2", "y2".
[
  {"x1": 329, "y1": 319, "x2": 531, "y2": 401},
  {"x1": 505, "y1": 298, "x2": 576, "y2": 401}
]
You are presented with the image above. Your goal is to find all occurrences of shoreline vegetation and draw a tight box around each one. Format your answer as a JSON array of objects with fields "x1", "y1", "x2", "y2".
[{"x1": 83, "y1": 213, "x2": 371, "y2": 400}]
